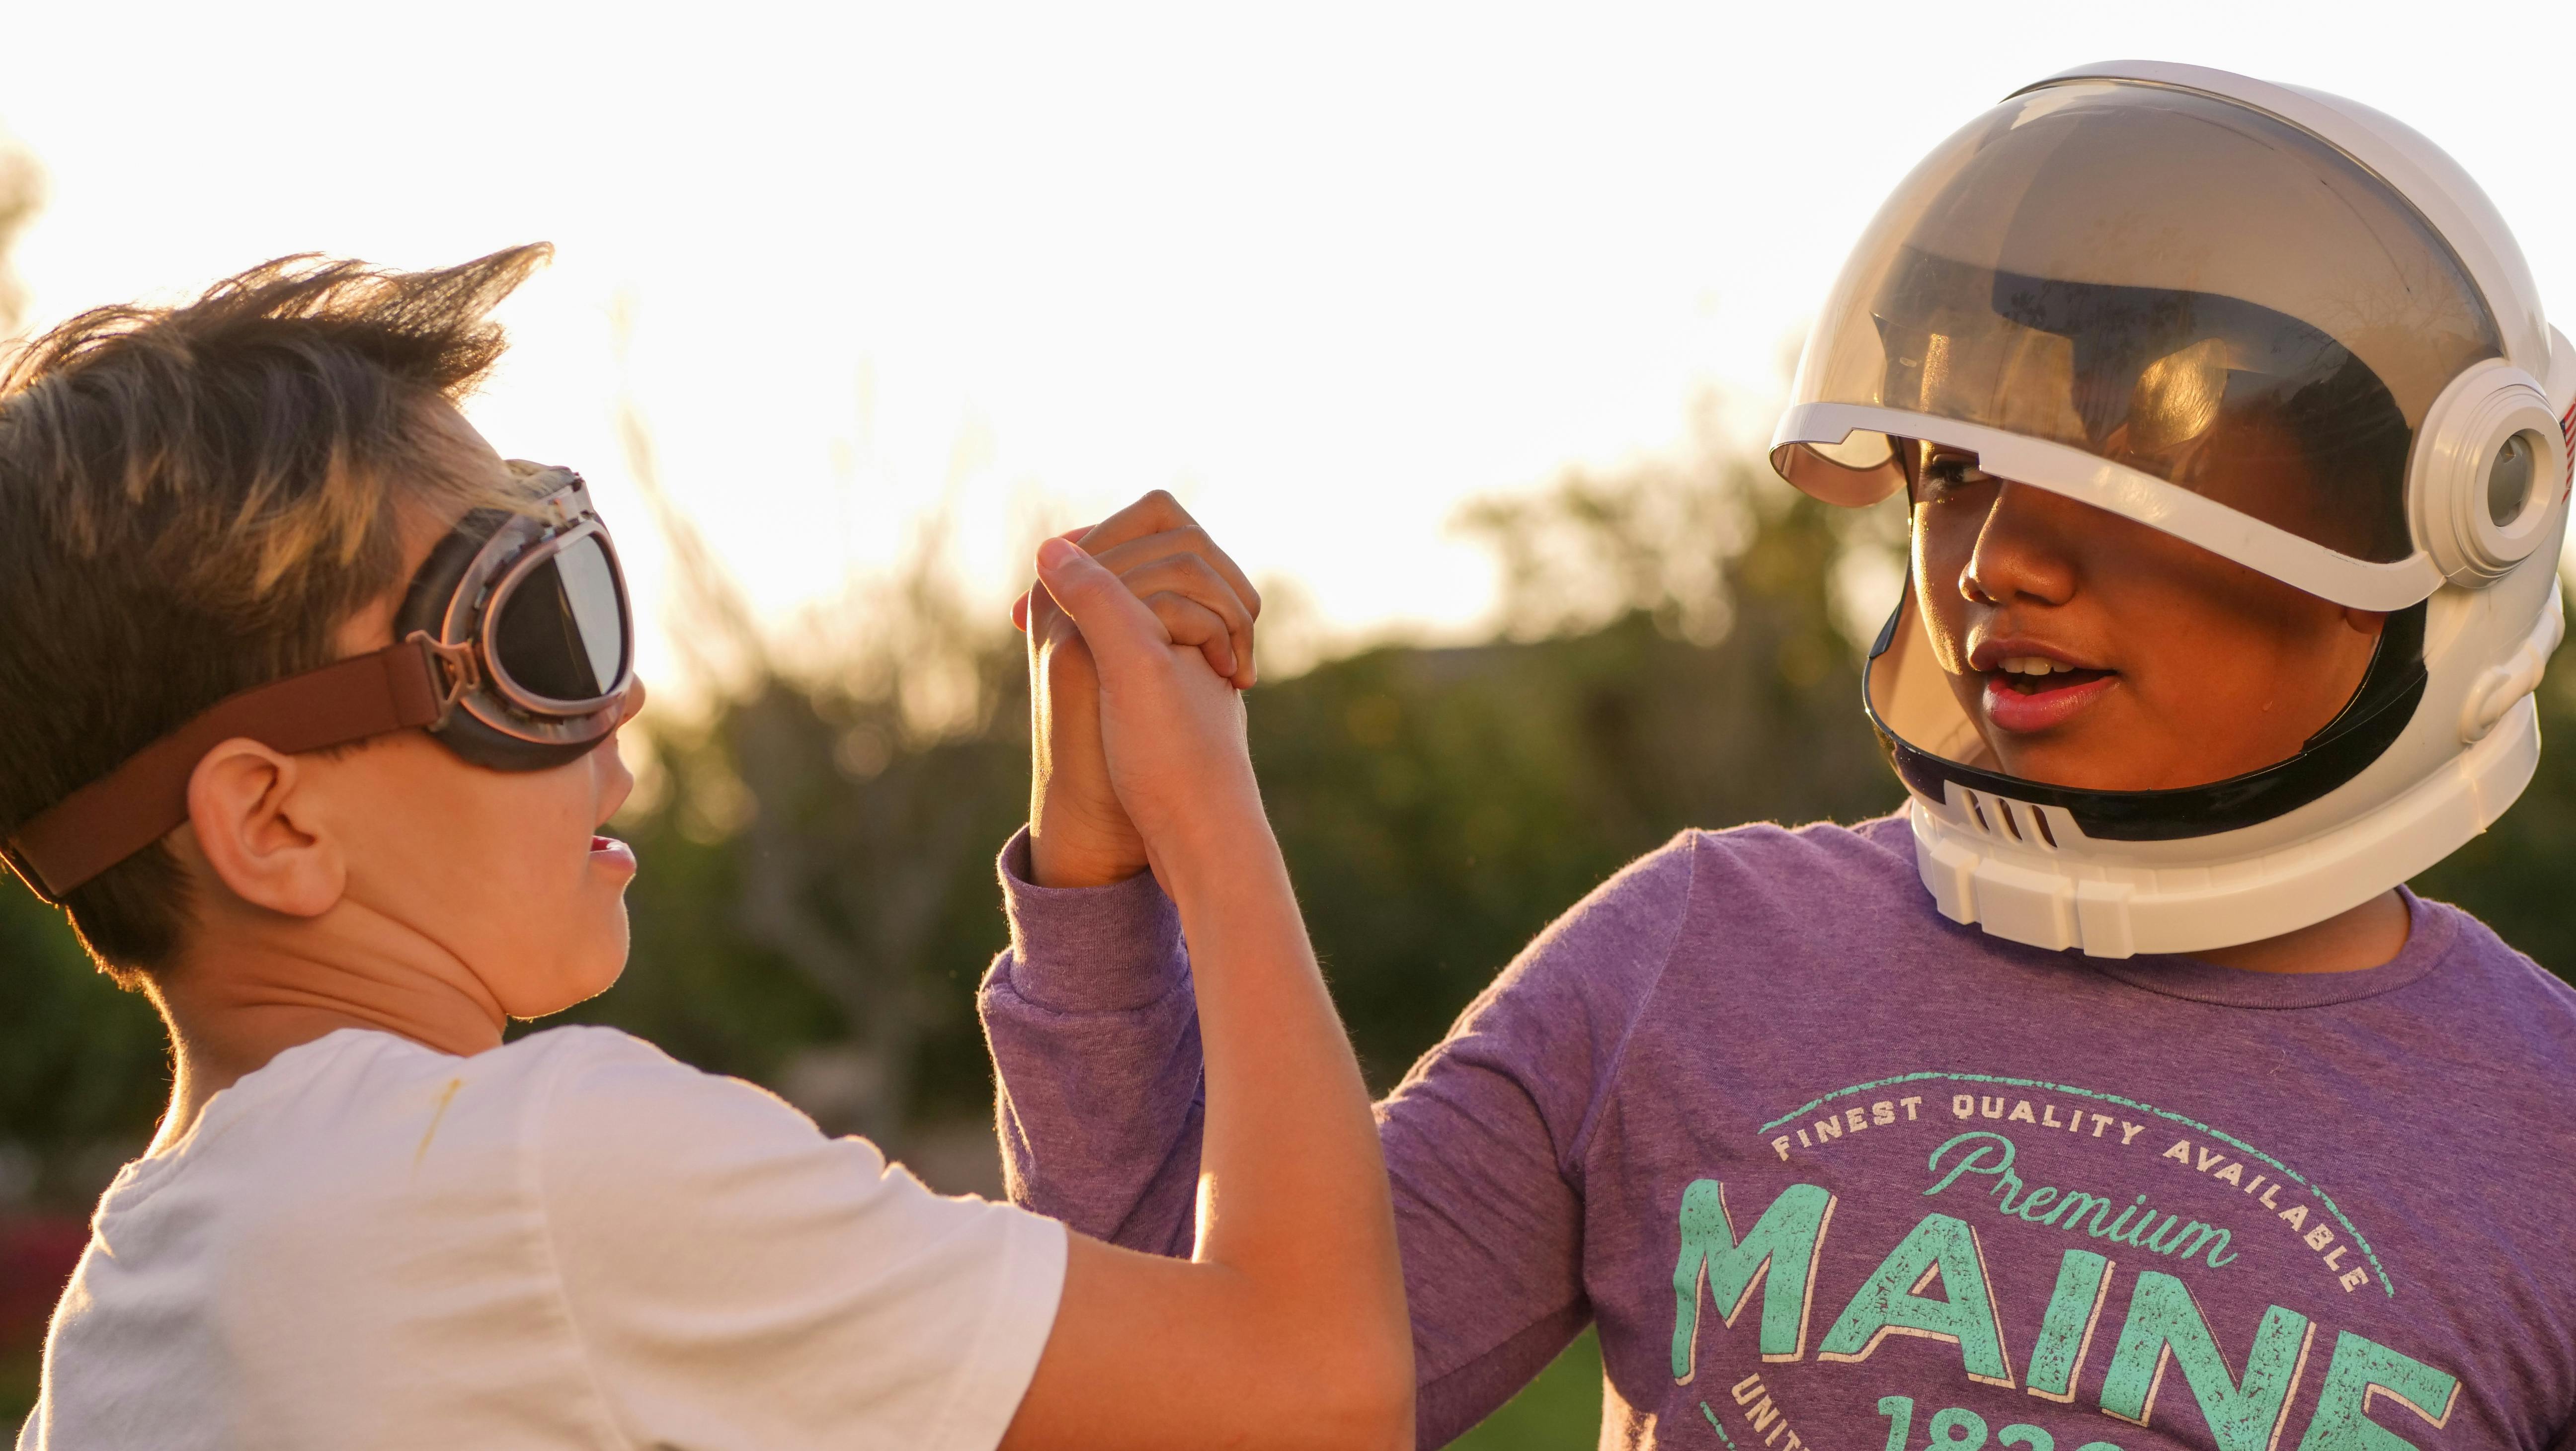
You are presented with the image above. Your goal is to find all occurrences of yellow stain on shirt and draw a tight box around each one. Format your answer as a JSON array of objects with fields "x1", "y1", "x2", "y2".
[{"x1": 415, "y1": 1078, "x2": 464, "y2": 1167}]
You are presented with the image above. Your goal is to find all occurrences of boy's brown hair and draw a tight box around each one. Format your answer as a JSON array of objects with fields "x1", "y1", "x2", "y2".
[{"x1": 0, "y1": 245, "x2": 551, "y2": 979}]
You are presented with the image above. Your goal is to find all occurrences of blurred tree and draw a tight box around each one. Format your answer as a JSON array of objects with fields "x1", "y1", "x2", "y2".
[
  {"x1": 1453, "y1": 399, "x2": 1749, "y2": 646},
  {"x1": 538, "y1": 402, "x2": 1037, "y2": 1162},
  {"x1": 1266, "y1": 450, "x2": 1900, "y2": 1081}
]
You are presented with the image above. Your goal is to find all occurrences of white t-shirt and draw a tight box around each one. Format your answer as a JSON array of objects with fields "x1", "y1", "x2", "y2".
[{"x1": 19, "y1": 1025, "x2": 1067, "y2": 1450}]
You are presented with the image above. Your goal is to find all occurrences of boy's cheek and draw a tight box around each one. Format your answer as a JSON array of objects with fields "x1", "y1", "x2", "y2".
[
  {"x1": 352, "y1": 747, "x2": 614, "y2": 976},
  {"x1": 327, "y1": 735, "x2": 625, "y2": 1015},
  {"x1": 1907, "y1": 539, "x2": 1968, "y2": 668}
]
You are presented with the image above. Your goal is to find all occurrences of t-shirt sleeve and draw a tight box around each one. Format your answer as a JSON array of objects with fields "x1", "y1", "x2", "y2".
[
  {"x1": 529, "y1": 1032, "x2": 1068, "y2": 1451},
  {"x1": 979, "y1": 827, "x2": 1204, "y2": 1255},
  {"x1": 1383, "y1": 830, "x2": 1701, "y2": 1444}
]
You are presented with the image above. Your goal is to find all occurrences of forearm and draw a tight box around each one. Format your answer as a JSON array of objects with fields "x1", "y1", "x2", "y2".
[
  {"x1": 1151, "y1": 801, "x2": 1411, "y2": 1425},
  {"x1": 999, "y1": 801, "x2": 1411, "y2": 1450},
  {"x1": 1161, "y1": 814, "x2": 1383, "y2": 1256}
]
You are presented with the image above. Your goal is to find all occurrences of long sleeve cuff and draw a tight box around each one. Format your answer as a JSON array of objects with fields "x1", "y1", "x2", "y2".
[{"x1": 994, "y1": 827, "x2": 1188, "y2": 1012}]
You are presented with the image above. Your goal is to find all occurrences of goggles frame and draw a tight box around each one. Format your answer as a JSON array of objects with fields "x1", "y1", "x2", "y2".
[{"x1": 401, "y1": 468, "x2": 635, "y2": 759}]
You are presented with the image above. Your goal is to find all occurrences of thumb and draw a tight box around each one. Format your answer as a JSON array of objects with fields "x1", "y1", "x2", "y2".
[{"x1": 1034, "y1": 536, "x2": 1170, "y2": 670}]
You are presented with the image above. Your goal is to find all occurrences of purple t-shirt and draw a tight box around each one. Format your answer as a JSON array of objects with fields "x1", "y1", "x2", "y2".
[{"x1": 979, "y1": 814, "x2": 2576, "y2": 1451}]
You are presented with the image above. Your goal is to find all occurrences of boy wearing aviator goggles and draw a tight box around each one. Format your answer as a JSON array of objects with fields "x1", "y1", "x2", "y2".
[{"x1": 2, "y1": 248, "x2": 1410, "y2": 1450}]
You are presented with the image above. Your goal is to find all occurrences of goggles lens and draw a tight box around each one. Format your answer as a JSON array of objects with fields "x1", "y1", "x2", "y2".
[{"x1": 489, "y1": 533, "x2": 629, "y2": 707}]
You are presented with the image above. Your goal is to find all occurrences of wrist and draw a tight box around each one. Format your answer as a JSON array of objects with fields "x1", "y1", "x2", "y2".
[
  {"x1": 1028, "y1": 798, "x2": 1150, "y2": 889},
  {"x1": 1141, "y1": 787, "x2": 1285, "y2": 908},
  {"x1": 1029, "y1": 833, "x2": 1149, "y2": 889},
  {"x1": 996, "y1": 828, "x2": 1189, "y2": 1013}
]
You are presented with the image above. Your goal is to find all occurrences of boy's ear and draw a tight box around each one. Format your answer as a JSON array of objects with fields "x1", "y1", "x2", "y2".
[{"x1": 177, "y1": 740, "x2": 346, "y2": 919}]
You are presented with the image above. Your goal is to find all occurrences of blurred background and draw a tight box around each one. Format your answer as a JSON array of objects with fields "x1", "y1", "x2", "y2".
[{"x1": 4, "y1": 3, "x2": 2574, "y2": 1442}]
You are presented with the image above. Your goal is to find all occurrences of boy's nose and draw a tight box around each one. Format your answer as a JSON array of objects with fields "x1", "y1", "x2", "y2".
[
  {"x1": 615, "y1": 677, "x2": 649, "y2": 727},
  {"x1": 1961, "y1": 483, "x2": 2080, "y2": 608}
]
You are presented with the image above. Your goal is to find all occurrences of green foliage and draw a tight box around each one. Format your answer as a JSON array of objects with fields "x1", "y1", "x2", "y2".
[
  {"x1": 1450, "y1": 1330, "x2": 1606, "y2": 1450},
  {"x1": 2415, "y1": 658, "x2": 2576, "y2": 956},
  {"x1": 0, "y1": 887, "x2": 164, "y2": 1207}
]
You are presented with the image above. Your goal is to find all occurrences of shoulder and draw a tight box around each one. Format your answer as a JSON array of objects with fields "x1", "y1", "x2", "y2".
[
  {"x1": 1498, "y1": 811, "x2": 1915, "y2": 975},
  {"x1": 521, "y1": 1027, "x2": 1049, "y2": 1286},
  {"x1": 1520, "y1": 828, "x2": 1701, "y2": 963},
  {"x1": 498, "y1": 1054, "x2": 1066, "y2": 1448},
  {"x1": 2411, "y1": 899, "x2": 2576, "y2": 1074},
  {"x1": 1678, "y1": 810, "x2": 1918, "y2": 895},
  {"x1": 505, "y1": 1022, "x2": 730, "y2": 1094},
  {"x1": 1519, "y1": 813, "x2": 1910, "y2": 953},
  {"x1": 1429, "y1": 814, "x2": 1918, "y2": 1059},
  {"x1": 509, "y1": 1026, "x2": 885, "y2": 1184}
]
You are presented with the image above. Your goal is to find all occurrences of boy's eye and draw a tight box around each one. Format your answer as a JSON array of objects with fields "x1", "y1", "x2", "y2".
[{"x1": 1921, "y1": 455, "x2": 1994, "y2": 498}]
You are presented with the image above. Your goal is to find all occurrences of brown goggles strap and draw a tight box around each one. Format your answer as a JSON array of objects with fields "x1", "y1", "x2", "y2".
[{"x1": 1, "y1": 637, "x2": 460, "y2": 904}]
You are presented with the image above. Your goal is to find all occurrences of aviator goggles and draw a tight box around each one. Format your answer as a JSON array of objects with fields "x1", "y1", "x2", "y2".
[{"x1": 1, "y1": 464, "x2": 635, "y2": 903}]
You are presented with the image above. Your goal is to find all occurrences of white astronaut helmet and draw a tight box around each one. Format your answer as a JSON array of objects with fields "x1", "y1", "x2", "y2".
[{"x1": 1770, "y1": 60, "x2": 2576, "y2": 958}]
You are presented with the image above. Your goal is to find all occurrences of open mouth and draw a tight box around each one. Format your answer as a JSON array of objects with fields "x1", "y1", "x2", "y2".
[
  {"x1": 1988, "y1": 656, "x2": 2112, "y2": 697},
  {"x1": 1980, "y1": 654, "x2": 2117, "y2": 732}
]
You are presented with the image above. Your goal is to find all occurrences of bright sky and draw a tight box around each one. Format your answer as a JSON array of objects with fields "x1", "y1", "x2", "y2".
[{"x1": 8, "y1": 1, "x2": 2573, "y2": 692}]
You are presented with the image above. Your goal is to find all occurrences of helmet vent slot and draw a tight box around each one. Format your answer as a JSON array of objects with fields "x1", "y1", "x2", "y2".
[
  {"x1": 1959, "y1": 788, "x2": 2065, "y2": 852},
  {"x1": 1963, "y1": 790, "x2": 1994, "y2": 835}
]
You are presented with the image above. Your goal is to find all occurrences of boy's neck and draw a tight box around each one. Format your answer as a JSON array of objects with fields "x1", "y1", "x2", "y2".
[
  {"x1": 149, "y1": 929, "x2": 507, "y2": 1155},
  {"x1": 2185, "y1": 887, "x2": 2409, "y2": 975}
]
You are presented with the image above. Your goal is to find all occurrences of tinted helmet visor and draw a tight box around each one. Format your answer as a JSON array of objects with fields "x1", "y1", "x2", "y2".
[
  {"x1": 1772, "y1": 77, "x2": 2506, "y2": 613},
  {"x1": 1870, "y1": 252, "x2": 2417, "y2": 564}
]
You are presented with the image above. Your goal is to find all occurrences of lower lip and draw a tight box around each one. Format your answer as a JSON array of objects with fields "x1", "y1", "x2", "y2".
[
  {"x1": 1982, "y1": 672, "x2": 2117, "y2": 733},
  {"x1": 591, "y1": 836, "x2": 638, "y2": 875}
]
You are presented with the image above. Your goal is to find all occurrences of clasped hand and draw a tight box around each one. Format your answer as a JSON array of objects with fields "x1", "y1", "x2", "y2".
[{"x1": 1015, "y1": 491, "x2": 1264, "y2": 888}]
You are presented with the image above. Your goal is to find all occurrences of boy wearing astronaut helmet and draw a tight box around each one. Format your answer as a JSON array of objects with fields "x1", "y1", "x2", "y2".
[
  {"x1": 984, "y1": 62, "x2": 2576, "y2": 1451},
  {"x1": 1771, "y1": 61, "x2": 2576, "y2": 960}
]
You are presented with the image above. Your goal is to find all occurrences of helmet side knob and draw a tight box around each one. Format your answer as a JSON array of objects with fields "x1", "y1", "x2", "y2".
[{"x1": 2408, "y1": 359, "x2": 2567, "y2": 586}]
